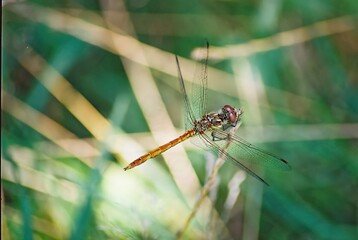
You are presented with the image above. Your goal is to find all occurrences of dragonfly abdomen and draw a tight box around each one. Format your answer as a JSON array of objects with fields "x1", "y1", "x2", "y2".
[{"x1": 124, "y1": 129, "x2": 196, "y2": 170}]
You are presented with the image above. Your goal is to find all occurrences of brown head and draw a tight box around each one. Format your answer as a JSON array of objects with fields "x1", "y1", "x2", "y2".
[{"x1": 222, "y1": 105, "x2": 243, "y2": 125}]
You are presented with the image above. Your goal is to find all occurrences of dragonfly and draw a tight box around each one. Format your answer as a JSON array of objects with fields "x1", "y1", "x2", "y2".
[{"x1": 124, "y1": 42, "x2": 290, "y2": 185}]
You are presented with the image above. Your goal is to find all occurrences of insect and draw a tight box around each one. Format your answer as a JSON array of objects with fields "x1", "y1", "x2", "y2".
[{"x1": 124, "y1": 42, "x2": 290, "y2": 185}]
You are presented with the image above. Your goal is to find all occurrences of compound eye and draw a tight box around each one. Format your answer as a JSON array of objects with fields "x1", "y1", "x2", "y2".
[
  {"x1": 229, "y1": 112, "x2": 237, "y2": 123},
  {"x1": 222, "y1": 105, "x2": 238, "y2": 123},
  {"x1": 223, "y1": 105, "x2": 234, "y2": 113}
]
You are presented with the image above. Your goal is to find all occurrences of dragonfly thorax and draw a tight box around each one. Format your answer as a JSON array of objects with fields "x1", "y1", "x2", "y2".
[{"x1": 193, "y1": 105, "x2": 242, "y2": 134}]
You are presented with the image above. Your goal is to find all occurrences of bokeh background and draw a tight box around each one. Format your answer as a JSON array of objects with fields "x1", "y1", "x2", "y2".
[{"x1": 2, "y1": 0, "x2": 358, "y2": 239}]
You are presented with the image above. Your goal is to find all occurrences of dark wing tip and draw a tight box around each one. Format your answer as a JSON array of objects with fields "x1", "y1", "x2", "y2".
[
  {"x1": 262, "y1": 178, "x2": 270, "y2": 187},
  {"x1": 278, "y1": 158, "x2": 292, "y2": 171},
  {"x1": 280, "y1": 158, "x2": 288, "y2": 164},
  {"x1": 280, "y1": 158, "x2": 292, "y2": 170}
]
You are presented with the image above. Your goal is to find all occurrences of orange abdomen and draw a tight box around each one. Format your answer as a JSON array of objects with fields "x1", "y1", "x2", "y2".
[{"x1": 124, "y1": 129, "x2": 195, "y2": 170}]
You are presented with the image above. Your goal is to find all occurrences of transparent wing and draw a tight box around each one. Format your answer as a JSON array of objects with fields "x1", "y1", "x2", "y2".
[
  {"x1": 190, "y1": 41, "x2": 209, "y2": 120},
  {"x1": 176, "y1": 56, "x2": 196, "y2": 130},
  {"x1": 199, "y1": 132, "x2": 269, "y2": 185},
  {"x1": 189, "y1": 132, "x2": 212, "y2": 150},
  {"x1": 176, "y1": 41, "x2": 210, "y2": 131},
  {"x1": 211, "y1": 129, "x2": 291, "y2": 171}
]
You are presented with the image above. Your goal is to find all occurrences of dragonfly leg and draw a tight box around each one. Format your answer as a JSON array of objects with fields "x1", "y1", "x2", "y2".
[
  {"x1": 230, "y1": 121, "x2": 238, "y2": 127},
  {"x1": 221, "y1": 124, "x2": 233, "y2": 131},
  {"x1": 211, "y1": 131, "x2": 228, "y2": 141}
]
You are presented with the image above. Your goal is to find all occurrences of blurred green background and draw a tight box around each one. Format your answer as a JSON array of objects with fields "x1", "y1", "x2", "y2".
[{"x1": 2, "y1": 0, "x2": 358, "y2": 239}]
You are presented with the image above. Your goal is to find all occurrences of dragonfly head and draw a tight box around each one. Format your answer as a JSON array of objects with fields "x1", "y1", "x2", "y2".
[{"x1": 222, "y1": 105, "x2": 242, "y2": 125}]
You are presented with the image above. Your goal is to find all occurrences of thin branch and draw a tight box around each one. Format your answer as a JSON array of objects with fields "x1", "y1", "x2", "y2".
[
  {"x1": 176, "y1": 122, "x2": 242, "y2": 239},
  {"x1": 193, "y1": 15, "x2": 357, "y2": 60}
]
